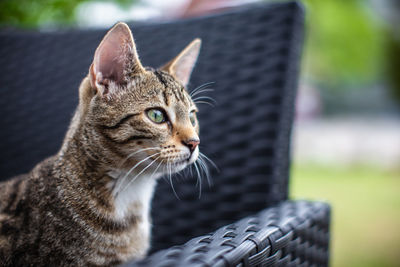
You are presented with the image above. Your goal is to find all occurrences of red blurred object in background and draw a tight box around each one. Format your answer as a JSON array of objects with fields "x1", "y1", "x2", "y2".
[{"x1": 181, "y1": 0, "x2": 258, "y2": 18}]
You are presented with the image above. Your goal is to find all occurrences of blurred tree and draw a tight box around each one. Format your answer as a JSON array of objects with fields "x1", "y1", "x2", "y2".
[
  {"x1": 300, "y1": 0, "x2": 385, "y2": 88},
  {"x1": 1, "y1": 0, "x2": 395, "y2": 101},
  {"x1": 386, "y1": 31, "x2": 400, "y2": 103},
  {"x1": 381, "y1": 0, "x2": 400, "y2": 104},
  {"x1": 0, "y1": 0, "x2": 136, "y2": 28}
]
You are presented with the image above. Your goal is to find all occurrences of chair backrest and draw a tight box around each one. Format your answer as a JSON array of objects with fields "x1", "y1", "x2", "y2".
[{"x1": 0, "y1": 1, "x2": 304, "y2": 252}]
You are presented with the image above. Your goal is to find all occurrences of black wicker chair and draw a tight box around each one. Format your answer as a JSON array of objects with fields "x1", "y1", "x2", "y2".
[{"x1": 0, "y1": 1, "x2": 330, "y2": 266}]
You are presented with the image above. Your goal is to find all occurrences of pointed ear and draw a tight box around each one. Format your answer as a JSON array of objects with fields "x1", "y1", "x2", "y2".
[
  {"x1": 161, "y1": 38, "x2": 201, "y2": 87},
  {"x1": 89, "y1": 22, "x2": 145, "y2": 96}
]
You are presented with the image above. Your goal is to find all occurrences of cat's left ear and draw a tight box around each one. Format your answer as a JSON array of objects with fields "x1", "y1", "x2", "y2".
[
  {"x1": 89, "y1": 22, "x2": 145, "y2": 96},
  {"x1": 161, "y1": 38, "x2": 201, "y2": 88}
]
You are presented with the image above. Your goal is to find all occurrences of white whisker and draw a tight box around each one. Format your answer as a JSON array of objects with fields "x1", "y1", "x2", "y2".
[
  {"x1": 194, "y1": 100, "x2": 215, "y2": 107},
  {"x1": 119, "y1": 155, "x2": 161, "y2": 195},
  {"x1": 114, "y1": 152, "x2": 161, "y2": 196},
  {"x1": 190, "y1": 82, "x2": 215, "y2": 97},
  {"x1": 189, "y1": 162, "x2": 194, "y2": 177},
  {"x1": 116, "y1": 147, "x2": 161, "y2": 170},
  {"x1": 193, "y1": 161, "x2": 202, "y2": 199},
  {"x1": 198, "y1": 155, "x2": 211, "y2": 187},
  {"x1": 127, "y1": 147, "x2": 161, "y2": 158},
  {"x1": 190, "y1": 88, "x2": 214, "y2": 98},
  {"x1": 150, "y1": 159, "x2": 164, "y2": 180},
  {"x1": 167, "y1": 155, "x2": 180, "y2": 200},
  {"x1": 199, "y1": 151, "x2": 219, "y2": 171},
  {"x1": 192, "y1": 96, "x2": 217, "y2": 105}
]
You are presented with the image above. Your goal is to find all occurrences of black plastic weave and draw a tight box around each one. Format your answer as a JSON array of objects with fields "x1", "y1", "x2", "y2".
[
  {"x1": 0, "y1": 1, "x2": 305, "y2": 254},
  {"x1": 127, "y1": 201, "x2": 330, "y2": 266}
]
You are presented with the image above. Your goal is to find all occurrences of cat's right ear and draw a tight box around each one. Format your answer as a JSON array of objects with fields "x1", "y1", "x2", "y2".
[{"x1": 89, "y1": 22, "x2": 145, "y2": 97}]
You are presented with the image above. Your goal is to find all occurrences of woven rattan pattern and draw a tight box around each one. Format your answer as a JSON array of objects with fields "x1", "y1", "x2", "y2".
[
  {"x1": 127, "y1": 201, "x2": 330, "y2": 266},
  {"x1": 0, "y1": 1, "x2": 304, "y2": 253}
]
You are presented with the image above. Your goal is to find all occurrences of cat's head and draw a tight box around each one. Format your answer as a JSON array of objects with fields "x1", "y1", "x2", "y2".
[{"x1": 77, "y1": 22, "x2": 201, "y2": 177}]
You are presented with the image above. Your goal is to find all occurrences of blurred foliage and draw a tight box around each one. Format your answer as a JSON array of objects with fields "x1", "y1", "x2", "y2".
[
  {"x1": 0, "y1": 0, "x2": 136, "y2": 28},
  {"x1": 386, "y1": 35, "x2": 400, "y2": 102},
  {"x1": 1, "y1": 0, "x2": 398, "y2": 100},
  {"x1": 300, "y1": 0, "x2": 385, "y2": 87}
]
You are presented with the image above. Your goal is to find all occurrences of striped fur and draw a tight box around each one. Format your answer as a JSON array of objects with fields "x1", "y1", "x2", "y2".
[{"x1": 0, "y1": 23, "x2": 201, "y2": 266}]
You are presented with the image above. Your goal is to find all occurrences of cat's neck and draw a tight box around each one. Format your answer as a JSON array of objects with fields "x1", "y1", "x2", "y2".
[
  {"x1": 108, "y1": 169, "x2": 158, "y2": 220},
  {"x1": 56, "y1": 119, "x2": 158, "y2": 222}
]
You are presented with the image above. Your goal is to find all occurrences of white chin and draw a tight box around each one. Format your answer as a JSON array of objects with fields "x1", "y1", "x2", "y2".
[
  {"x1": 172, "y1": 163, "x2": 187, "y2": 173},
  {"x1": 162, "y1": 148, "x2": 199, "y2": 174},
  {"x1": 188, "y1": 148, "x2": 199, "y2": 165}
]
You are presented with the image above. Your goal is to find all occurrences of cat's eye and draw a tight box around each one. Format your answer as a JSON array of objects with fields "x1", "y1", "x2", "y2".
[
  {"x1": 147, "y1": 109, "x2": 166, "y2": 124},
  {"x1": 189, "y1": 111, "x2": 196, "y2": 126}
]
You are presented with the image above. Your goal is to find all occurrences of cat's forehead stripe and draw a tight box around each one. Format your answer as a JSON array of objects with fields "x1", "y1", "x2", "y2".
[
  {"x1": 153, "y1": 70, "x2": 170, "y2": 106},
  {"x1": 153, "y1": 70, "x2": 189, "y2": 107},
  {"x1": 162, "y1": 90, "x2": 169, "y2": 106}
]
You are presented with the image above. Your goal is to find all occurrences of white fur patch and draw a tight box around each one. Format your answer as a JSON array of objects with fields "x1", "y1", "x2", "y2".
[{"x1": 108, "y1": 170, "x2": 159, "y2": 220}]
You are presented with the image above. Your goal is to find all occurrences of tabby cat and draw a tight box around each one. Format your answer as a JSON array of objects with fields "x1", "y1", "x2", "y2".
[{"x1": 0, "y1": 22, "x2": 202, "y2": 266}]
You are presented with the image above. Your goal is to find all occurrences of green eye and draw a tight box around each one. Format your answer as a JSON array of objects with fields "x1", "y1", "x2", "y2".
[
  {"x1": 189, "y1": 111, "x2": 196, "y2": 126},
  {"x1": 147, "y1": 109, "x2": 165, "y2": 124}
]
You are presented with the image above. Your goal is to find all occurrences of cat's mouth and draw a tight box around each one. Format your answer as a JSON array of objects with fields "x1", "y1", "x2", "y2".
[
  {"x1": 173, "y1": 149, "x2": 199, "y2": 166},
  {"x1": 142, "y1": 148, "x2": 198, "y2": 175},
  {"x1": 159, "y1": 155, "x2": 191, "y2": 166},
  {"x1": 160, "y1": 152, "x2": 197, "y2": 173},
  {"x1": 148, "y1": 151, "x2": 194, "y2": 164}
]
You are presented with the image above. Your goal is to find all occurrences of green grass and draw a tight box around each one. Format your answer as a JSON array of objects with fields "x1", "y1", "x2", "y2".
[{"x1": 290, "y1": 164, "x2": 400, "y2": 267}]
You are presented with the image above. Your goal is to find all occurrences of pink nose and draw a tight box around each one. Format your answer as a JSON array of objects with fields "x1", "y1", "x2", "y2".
[{"x1": 183, "y1": 139, "x2": 200, "y2": 152}]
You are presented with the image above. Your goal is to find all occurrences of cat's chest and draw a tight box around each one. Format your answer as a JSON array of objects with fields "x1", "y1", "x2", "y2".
[
  {"x1": 108, "y1": 170, "x2": 157, "y2": 220},
  {"x1": 87, "y1": 172, "x2": 158, "y2": 262}
]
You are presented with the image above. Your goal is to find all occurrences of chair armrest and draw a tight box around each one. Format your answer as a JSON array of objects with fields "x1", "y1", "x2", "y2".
[{"x1": 125, "y1": 200, "x2": 331, "y2": 266}]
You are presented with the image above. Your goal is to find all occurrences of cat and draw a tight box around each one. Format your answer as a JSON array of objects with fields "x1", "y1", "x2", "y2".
[{"x1": 0, "y1": 22, "x2": 202, "y2": 266}]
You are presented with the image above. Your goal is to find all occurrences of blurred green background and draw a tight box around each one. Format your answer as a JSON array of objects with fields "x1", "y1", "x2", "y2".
[
  {"x1": 1, "y1": 0, "x2": 399, "y2": 266},
  {"x1": 292, "y1": 1, "x2": 400, "y2": 266}
]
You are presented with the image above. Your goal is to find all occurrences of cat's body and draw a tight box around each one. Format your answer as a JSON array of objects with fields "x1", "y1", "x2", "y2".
[
  {"x1": 0, "y1": 157, "x2": 151, "y2": 266},
  {"x1": 0, "y1": 23, "x2": 202, "y2": 266}
]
